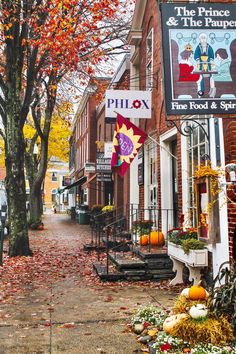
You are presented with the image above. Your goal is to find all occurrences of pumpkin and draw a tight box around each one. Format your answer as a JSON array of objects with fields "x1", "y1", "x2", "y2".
[
  {"x1": 181, "y1": 288, "x2": 190, "y2": 298},
  {"x1": 149, "y1": 230, "x2": 165, "y2": 247},
  {"x1": 139, "y1": 235, "x2": 149, "y2": 246},
  {"x1": 189, "y1": 304, "x2": 208, "y2": 319},
  {"x1": 163, "y1": 314, "x2": 188, "y2": 334},
  {"x1": 188, "y1": 285, "x2": 206, "y2": 300}
]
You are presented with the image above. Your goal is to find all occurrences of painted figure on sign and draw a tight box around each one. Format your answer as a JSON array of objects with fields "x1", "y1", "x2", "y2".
[
  {"x1": 214, "y1": 48, "x2": 232, "y2": 82},
  {"x1": 194, "y1": 33, "x2": 216, "y2": 97},
  {"x1": 178, "y1": 45, "x2": 203, "y2": 96}
]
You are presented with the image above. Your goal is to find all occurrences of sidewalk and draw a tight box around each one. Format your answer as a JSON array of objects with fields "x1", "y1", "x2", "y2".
[{"x1": 0, "y1": 214, "x2": 178, "y2": 354}]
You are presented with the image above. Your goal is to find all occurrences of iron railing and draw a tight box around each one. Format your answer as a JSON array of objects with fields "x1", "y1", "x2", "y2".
[{"x1": 100, "y1": 204, "x2": 176, "y2": 275}]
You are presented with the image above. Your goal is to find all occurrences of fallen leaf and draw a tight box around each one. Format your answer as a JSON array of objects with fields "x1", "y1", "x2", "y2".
[{"x1": 58, "y1": 322, "x2": 75, "y2": 328}]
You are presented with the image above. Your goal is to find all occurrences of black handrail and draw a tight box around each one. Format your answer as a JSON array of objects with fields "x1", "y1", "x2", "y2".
[{"x1": 97, "y1": 205, "x2": 177, "y2": 276}]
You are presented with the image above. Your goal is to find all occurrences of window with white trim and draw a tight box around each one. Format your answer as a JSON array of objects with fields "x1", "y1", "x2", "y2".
[
  {"x1": 186, "y1": 119, "x2": 209, "y2": 227},
  {"x1": 146, "y1": 28, "x2": 153, "y2": 90},
  {"x1": 147, "y1": 139, "x2": 158, "y2": 207},
  {"x1": 51, "y1": 189, "x2": 57, "y2": 203}
]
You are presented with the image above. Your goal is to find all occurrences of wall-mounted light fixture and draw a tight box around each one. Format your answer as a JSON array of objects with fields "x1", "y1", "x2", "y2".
[{"x1": 225, "y1": 163, "x2": 236, "y2": 183}]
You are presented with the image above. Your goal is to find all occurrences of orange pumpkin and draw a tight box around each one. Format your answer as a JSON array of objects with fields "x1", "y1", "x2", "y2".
[
  {"x1": 188, "y1": 285, "x2": 206, "y2": 300},
  {"x1": 139, "y1": 235, "x2": 149, "y2": 246},
  {"x1": 149, "y1": 231, "x2": 165, "y2": 247}
]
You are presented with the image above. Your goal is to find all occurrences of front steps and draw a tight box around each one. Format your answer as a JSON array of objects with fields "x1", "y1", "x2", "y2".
[{"x1": 93, "y1": 245, "x2": 175, "y2": 282}]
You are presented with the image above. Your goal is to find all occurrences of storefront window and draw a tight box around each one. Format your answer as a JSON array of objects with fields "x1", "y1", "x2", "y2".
[{"x1": 186, "y1": 119, "x2": 209, "y2": 227}]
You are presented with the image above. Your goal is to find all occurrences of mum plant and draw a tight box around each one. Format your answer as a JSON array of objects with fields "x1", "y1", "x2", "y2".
[
  {"x1": 132, "y1": 220, "x2": 153, "y2": 236},
  {"x1": 131, "y1": 304, "x2": 167, "y2": 327},
  {"x1": 167, "y1": 228, "x2": 198, "y2": 245},
  {"x1": 102, "y1": 205, "x2": 114, "y2": 213}
]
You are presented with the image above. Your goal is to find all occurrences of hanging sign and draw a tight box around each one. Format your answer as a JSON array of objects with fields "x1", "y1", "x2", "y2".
[
  {"x1": 104, "y1": 142, "x2": 113, "y2": 159},
  {"x1": 161, "y1": 3, "x2": 236, "y2": 115},
  {"x1": 105, "y1": 90, "x2": 152, "y2": 118},
  {"x1": 96, "y1": 152, "x2": 112, "y2": 173}
]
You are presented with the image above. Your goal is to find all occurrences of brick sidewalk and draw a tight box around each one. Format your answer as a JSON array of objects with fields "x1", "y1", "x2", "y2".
[{"x1": 0, "y1": 214, "x2": 177, "y2": 354}]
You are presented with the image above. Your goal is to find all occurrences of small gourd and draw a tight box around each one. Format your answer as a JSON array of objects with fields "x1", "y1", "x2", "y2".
[
  {"x1": 133, "y1": 323, "x2": 144, "y2": 334},
  {"x1": 163, "y1": 313, "x2": 188, "y2": 334},
  {"x1": 181, "y1": 288, "x2": 190, "y2": 298},
  {"x1": 139, "y1": 235, "x2": 149, "y2": 246},
  {"x1": 189, "y1": 304, "x2": 208, "y2": 319},
  {"x1": 188, "y1": 285, "x2": 206, "y2": 300}
]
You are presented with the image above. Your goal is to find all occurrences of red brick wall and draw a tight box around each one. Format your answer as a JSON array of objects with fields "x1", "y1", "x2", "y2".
[
  {"x1": 135, "y1": 0, "x2": 236, "y2": 265},
  {"x1": 111, "y1": 68, "x2": 131, "y2": 212},
  {"x1": 223, "y1": 118, "x2": 236, "y2": 262},
  {"x1": 136, "y1": 0, "x2": 183, "y2": 219}
]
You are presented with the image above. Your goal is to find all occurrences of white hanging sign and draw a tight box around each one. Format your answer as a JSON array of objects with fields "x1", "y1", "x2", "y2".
[{"x1": 105, "y1": 90, "x2": 152, "y2": 118}]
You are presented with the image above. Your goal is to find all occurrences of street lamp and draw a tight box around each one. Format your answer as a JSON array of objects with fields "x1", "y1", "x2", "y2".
[{"x1": 0, "y1": 203, "x2": 7, "y2": 266}]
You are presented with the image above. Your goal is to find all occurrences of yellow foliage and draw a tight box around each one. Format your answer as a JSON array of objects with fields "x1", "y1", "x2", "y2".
[
  {"x1": 48, "y1": 116, "x2": 70, "y2": 162},
  {"x1": 194, "y1": 163, "x2": 222, "y2": 179},
  {"x1": 23, "y1": 103, "x2": 71, "y2": 162},
  {"x1": 0, "y1": 138, "x2": 5, "y2": 167}
]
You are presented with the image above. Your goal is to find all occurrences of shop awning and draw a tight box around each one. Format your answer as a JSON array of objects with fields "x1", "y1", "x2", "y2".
[
  {"x1": 59, "y1": 176, "x2": 87, "y2": 193},
  {"x1": 82, "y1": 174, "x2": 97, "y2": 189}
]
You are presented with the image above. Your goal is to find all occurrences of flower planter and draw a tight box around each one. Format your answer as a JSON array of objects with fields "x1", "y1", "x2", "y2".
[
  {"x1": 167, "y1": 242, "x2": 208, "y2": 285},
  {"x1": 168, "y1": 242, "x2": 208, "y2": 267}
]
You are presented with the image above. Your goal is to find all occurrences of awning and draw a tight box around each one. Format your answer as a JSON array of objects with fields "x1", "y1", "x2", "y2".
[
  {"x1": 59, "y1": 176, "x2": 87, "y2": 193},
  {"x1": 82, "y1": 174, "x2": 97, "y2": 189}
]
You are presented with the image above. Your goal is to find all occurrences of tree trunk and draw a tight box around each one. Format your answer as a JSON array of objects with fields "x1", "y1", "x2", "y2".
[
  {"x1": 28, "y1": 138, "x2": 49, "y2": 228},
  {"x1": 29, "y1": 183, "x2": 43, "y2": 228},
  {"x1": 5, "y1": 106, "x2": 31, "y2": 257}
]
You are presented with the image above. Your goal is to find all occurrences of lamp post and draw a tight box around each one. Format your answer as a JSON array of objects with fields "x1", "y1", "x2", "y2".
[{"x1": 0, "y1": 203, "x2": 7, "y2": 266}]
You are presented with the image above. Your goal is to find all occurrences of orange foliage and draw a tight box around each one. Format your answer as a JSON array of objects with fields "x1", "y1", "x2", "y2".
[{"x1": 0, "y1": 0, "x2": 133, "y2": 83}]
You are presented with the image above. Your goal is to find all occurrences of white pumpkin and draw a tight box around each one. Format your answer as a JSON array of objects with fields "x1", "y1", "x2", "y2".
[
  {"x1": 181, "y1": 288, "x2": 190, "y2": 298},
  {"x1": 189, "y1": 304, "x2": 208, "y2": 319},
  {"x1": 163, "y1": 314, "x2": 188, "y2": 334}
]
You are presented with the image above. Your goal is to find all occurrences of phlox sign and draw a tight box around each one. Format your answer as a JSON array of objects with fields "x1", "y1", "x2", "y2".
[{"x1": 105, "y1": 90, "x2": 152, "y2": 118}]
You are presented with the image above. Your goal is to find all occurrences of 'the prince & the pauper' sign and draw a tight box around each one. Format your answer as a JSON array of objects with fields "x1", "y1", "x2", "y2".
[{"x1": 161, "y1": 3, "x2": 236, "y2": 115}]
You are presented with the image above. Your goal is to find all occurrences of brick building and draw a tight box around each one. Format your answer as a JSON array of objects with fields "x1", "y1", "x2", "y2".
[
  {"x1": 68, "y1": 79, "x2": 110, "y2": 209},
  {"x1": 127, "y1": 0, "x2": 236, "y2": 280},
  {"x1": 68, "y1": 57, "x2": 131, "y2": 211}
]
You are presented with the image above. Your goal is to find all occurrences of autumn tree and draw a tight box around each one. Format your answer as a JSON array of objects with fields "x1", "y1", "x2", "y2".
[
  {"x1": 24, "y1": 102, "x2": 71, "y2": 227},
  {"x1": 0, "y1": 0, "x2": 133, "y2": 256}
]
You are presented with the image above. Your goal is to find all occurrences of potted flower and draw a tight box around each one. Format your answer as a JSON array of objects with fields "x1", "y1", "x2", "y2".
[
  {"x1": 167, "y1": 227, "x2": 198, "y2": 245},
  {"x1": 132, "y1": 220, "x2": 153, "y2": 244},
  {"x1": 91, "y1": 204, "x2": 104, "y2": 215}
]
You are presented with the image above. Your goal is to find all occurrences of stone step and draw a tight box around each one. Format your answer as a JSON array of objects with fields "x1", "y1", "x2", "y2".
[
  {"x1": 83, "y1": 243, "x2": 106, "y2": 252},
  {"x1": 93, "y1": 263, "x2": 125, "y2": 282},
  {"x1": 93, "y1": 262, "x2": 175, "y2": 282},
  {"x1": 133, "y1": 246, "x2": 170, "y2": 260},
  {"x1": 145, "y1": 258, "x2": 173, "y2": 270},
  {"x1": 109, "y1": 253, "x2": 146, "y2": 270}
]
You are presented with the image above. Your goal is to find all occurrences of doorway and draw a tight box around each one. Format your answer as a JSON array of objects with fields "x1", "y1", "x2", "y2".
[
  {"x1": 171, "y1": 140, "x2": 178, "y2": 227},
  {"x1": 160, "y1": 129, "x2": 178, "y2": 234}
]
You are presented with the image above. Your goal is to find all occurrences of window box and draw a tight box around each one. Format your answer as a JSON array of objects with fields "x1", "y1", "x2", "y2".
[
  {"x1": 168, "y1": 242, "x2": 208, "y2": 267},
  {"x1": 168, "y1": 242, "x2": 208, "y2": 285}
]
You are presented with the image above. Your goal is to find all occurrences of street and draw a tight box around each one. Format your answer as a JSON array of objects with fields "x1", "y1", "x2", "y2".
[{"x1": 0, "y1": 213, "x2": 177, "y2": 354}]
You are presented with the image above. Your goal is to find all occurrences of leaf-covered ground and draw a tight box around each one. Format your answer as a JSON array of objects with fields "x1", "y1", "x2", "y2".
[
  {"x1": 0, "y1": 213, "x2": 181, "y2": 354},
  {"x1": 0, "y1": 214, "x2": 183, "y2": 304}
]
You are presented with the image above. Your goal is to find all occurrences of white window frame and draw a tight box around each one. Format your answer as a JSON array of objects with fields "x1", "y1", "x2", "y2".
[{"x1": 146, "y1": 28, "x2": 154, "y2": 90}]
